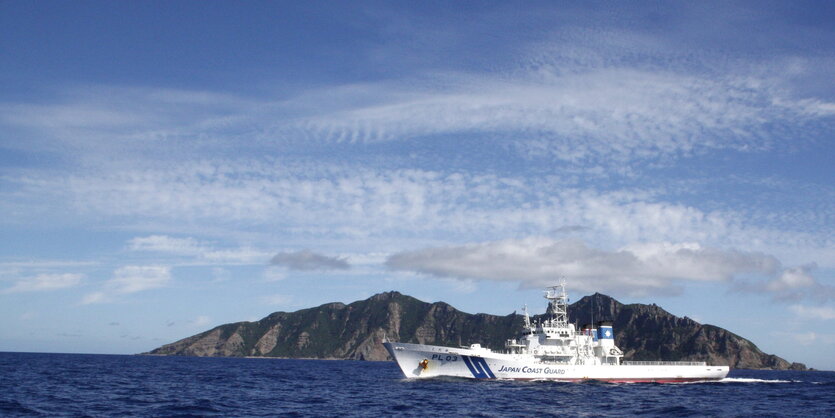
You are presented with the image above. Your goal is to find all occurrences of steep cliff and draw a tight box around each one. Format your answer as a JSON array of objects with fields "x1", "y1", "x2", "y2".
[{"x1": 147, "y1": 291, "x2": 805, "y2": 370}]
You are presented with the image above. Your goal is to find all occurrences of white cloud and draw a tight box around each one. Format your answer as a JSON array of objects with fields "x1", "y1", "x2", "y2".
[
  {"x1": 0, "y1": 86, "x2": 256, "y2": 155},
  {"x1": 622, "y1": 242, "x2": 779, "y2": 281},
  {"x1": 2, "y1": 273, "x2": 83, "y2": 294},
  {"x1": 1, "y1": 39, "x2": 831, "y2": 309},
  {"x1": 767, "y1": 266, "x2": 817, "y2": 292},
  {"x1": 81, "y1": 266, "x2": 170, "y2": 304},
  {"x1": 789, "y1": 305, "x2": 835, "y2": 321},
  {"x1": 191, "y1": 315, "x2": 211, "y2": 327},
  {"x1": 81, "y1": 291, "x2": 110, "y2": 305},
  {"x1": 0, "y1": 260, "x2": 97, "y2": 269},
  {"x1": 289, "y1": 66, "x2": 832, "y2": 164},
  {"x1": 2, "y1": 165, "x2": 693, "y2": 240},
  {"x1": 128, "y1": 235, "x2": 207, "y2": 255},
  {"x1": 203, "y1": 247, "x2": 271, "y2": 264},
  {"x1": 385, "y1": 238, "x2": 779, "y2": 296},
  {"x1": 3, "y1": 37, "x2": 831, "y2": 171},
  {"x1": 737, "y1": 264, "x2": 835, "y2": 303},
  {"x1": 127, "y1": 235, "x2": 271, "y2": 265},
  {"x1": 5, "y1": 160, "x2": 826, "y2": 273},
  {"x1": 108, "y1": 266, "x2": 170, "y2": 294}
]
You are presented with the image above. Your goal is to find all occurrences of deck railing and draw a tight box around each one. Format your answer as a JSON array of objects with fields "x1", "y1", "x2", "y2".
[{"x1": 622, "y1": 361, "x2": 707, "y2": 366}]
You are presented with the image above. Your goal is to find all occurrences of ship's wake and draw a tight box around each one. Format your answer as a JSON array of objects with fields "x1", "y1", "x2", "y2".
[{"x1": 718, "y1": 377, "x2": 794, "y2": 383}]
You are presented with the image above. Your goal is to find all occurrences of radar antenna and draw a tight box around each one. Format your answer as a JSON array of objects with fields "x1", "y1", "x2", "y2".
[{"x1": 544, "y1": 278, "x2": 570, "y2": 328}]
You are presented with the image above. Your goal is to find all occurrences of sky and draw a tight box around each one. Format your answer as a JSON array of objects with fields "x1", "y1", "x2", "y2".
[{"x1": 0, "y1": 1, "x2": 833, "y2": 369}]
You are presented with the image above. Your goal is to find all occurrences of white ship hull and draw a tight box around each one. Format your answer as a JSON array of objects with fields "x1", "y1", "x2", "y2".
[{"x1": 385, "y1": 341, "x2": 729, "y2": 383}]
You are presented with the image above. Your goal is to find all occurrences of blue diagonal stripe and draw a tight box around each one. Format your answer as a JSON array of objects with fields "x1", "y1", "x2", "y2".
[{"x1": 461, "y1": 355, "x2": 495, "y2": 379}]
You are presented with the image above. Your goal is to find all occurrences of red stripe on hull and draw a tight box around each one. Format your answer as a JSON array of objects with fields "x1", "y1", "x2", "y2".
[{"x1": 501, "y1": 377, "x2": 723, "y2": 383}]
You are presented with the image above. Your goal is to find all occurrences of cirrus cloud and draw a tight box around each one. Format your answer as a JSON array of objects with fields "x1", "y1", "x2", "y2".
[
  {"x1": 289, "y1": 65, "x2": 835, "y2": 164},
  {"x1": 127, "y1": 235, "x2": 271, "y2": 265},
  {"x1": 1, "y1": 273, "x2": 83, "y2": 294},
  {"x1": 81, "y1": 265, "x2": 171, "y2": 305},
  {"x1": 128, "y1": 235, "x2": 207, "y2": 255},
  {"x1": 107, "y1": 265, "x2": 171, "y2": 294},
  {"x1": 789, "y1": 305, "x2": 835, "y2": 321}
]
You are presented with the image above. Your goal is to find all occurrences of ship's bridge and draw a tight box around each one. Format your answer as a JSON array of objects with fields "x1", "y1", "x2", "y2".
[{"x1": 503, "y1": 280, "x2": 624, "y2": 365}]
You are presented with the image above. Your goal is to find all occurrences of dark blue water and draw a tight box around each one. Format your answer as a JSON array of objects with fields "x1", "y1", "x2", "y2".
[{"x1": 1, "y1": 352, "x2": 832, "y2": 417}]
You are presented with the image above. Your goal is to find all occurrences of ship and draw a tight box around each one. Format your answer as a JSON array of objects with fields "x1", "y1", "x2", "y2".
[{"x1": 383, "y1": 281, "x2": 729, "y2": 382}]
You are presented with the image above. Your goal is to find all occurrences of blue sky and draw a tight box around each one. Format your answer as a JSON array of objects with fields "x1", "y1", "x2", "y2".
[{"x1": 1, "y1": 1, "x2": 833, "y2": 369}]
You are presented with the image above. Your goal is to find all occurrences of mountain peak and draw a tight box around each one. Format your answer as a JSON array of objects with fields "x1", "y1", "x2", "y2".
[{"x1": 370, "y1": 290, "x2": 403, "y2": 301}]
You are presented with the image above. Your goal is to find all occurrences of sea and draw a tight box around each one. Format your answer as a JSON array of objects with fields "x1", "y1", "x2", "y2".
[{"x1": 1, "y1": 352, "x2": 832, "y2": 417}]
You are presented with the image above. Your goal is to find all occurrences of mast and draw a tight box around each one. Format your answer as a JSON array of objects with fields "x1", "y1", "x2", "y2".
[
  {"x1": 544, "y1": 279, "x2": 569, "y2": 328},
  {"x1": 589, "y1": 291, "x2": 596, "y2": 357}
]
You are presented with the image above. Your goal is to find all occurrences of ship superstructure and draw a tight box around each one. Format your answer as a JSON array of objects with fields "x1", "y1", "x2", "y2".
[
  {"x1": 383, "y1": 281, "x2": 729, "y2": 382},
  {"x1": 504, "y1": 282, "x2": 623, "y2": 366}
]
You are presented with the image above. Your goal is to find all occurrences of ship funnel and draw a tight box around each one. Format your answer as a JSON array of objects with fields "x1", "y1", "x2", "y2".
[{"x1": 597, "y1": 320, "x2": 614, "y2": 346}]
